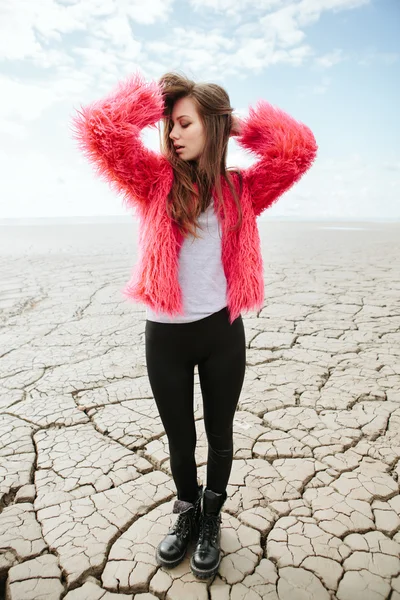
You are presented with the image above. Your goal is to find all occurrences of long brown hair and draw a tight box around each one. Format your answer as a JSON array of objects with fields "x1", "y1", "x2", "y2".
[{"x1": 159, "y1": 71, "x2": 242, "y2": 238}]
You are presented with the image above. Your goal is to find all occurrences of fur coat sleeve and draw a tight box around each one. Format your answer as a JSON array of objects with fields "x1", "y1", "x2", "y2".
[
  {"x1": 71, "y1": 72, "x2": 166, "y2": 210},
  {"x1": 237, "y1": 101, "x2": 318, "y2": 217}
]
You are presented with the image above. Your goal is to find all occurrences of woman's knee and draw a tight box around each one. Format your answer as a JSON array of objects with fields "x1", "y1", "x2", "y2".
[
  {"x1": 206, "y1": 428, "x2": 233, "y2": 456},
  {"x1": 168, "y1": 433, "x2": 197, "y2": 460}
]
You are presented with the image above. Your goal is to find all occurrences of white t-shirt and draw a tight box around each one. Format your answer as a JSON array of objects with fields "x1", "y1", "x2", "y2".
[{"x1": 146, "y1": 199, "x2": 227, "y2": 323}]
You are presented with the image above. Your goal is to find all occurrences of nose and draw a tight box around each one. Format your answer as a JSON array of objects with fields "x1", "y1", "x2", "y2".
[{"x1": 169, "y1": 125, "x2": 179, "y2": 141}]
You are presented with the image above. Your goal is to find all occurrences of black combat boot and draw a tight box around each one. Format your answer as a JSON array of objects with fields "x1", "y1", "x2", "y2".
[
  {"x1": 156, "y1": 485, "x2": 203, "y2": 569},
  {"x1": 190, "y1": 488, "x2": 227, "y2": 579}
]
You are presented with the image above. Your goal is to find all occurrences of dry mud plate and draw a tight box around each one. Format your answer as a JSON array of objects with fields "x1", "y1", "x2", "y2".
[{"x1": 0, "y1": 220, "x2": 400, "y2": 600}]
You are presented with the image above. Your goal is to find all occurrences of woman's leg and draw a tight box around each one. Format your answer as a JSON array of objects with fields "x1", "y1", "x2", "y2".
[
  {"x1": 191, "y1": 310, "x2": 246, "y2": 579},
  {"x1": 145, "y1": 320, "x2": 199, "y2": 503},
  {"x1": 197, "y1": 312, "x2": 246, "y2": 493}
]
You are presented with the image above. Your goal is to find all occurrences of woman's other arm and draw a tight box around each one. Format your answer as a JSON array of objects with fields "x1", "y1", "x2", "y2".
[
  {"x1": 71, "y1": 72, "x2": 167, "y2": 210},
  {"x1": 233, "y1": 102, "x2": 318, "y2": 216}
]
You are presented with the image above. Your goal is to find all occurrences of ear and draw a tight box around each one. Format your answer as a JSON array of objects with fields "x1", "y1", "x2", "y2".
[{"x1": 230, "y1": 114, "x2": 242, "y2": 137}]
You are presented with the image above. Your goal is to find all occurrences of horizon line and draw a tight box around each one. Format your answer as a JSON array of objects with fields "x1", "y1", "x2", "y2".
[{"x1": 1, "y1": 216, "x2": 400, "y2": 226}]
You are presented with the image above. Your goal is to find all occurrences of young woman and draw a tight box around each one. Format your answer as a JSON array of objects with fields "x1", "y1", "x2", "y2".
[{"x1": 72, "y1": 71, "x2": 317, "y2": 579}]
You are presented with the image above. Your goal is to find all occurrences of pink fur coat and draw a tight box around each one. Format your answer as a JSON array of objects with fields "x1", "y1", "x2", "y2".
[{"x1": 72, "y1": 73, "x2": 318, "y2": 323}]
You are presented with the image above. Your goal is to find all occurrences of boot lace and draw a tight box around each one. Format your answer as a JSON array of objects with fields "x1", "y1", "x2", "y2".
[
  {"x1": 199, "y1": 514, "x2": 220, "y2": 545},
  {"x1": 172, "y1": 512, "x2": 192, "y2": 538}
]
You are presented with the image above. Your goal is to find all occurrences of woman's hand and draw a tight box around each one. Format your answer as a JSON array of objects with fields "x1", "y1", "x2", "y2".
[{"x1": 230, "y1": 114, "x2": 242, "y2": 137}]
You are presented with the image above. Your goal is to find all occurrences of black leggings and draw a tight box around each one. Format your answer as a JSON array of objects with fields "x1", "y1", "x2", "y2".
[{"x1": 145, "y1": 307, "x2": 246, "y2": 503}]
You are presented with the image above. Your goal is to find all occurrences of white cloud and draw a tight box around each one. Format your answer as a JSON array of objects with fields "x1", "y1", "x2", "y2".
[
  {"x1": 312, "y1": 75, "x2": 331, "y2": 94},
  {"x1": 266, "y1": 154, "x2": 400, "y2": 219},
  {"x1": 0, "y1": 0, "x2": 370, "y2": 74},
  {"x1": 33, "y1": 49, "x2": 75, "y2": 69},
  {"x1": 190, "y1": 0, "x2": 370, "y2": 15},
  {"x1": 0, "y1": 0, "x2": 174, "y2": 64},
  {"x1": 0, "y1": 121, "x2": 29, "y2": 140},
  {"x1": 315, "y1": 49, "x2": 344, "y2": 68},
  {"x1": 0, "y1": 71, "x2": 94, "y2": 137},
  {"x1": 190, "y1": 0, "x2": 282, "y2": 16},
  {"x1": 296, "y1": 0, "x2": 370, "y2": 24},
  {"x1": 0, "y1": 0, "x2": 88, "y2": 61},
  {"x1": 379, "y1": 52, "x2": 399, "y2": 65},
  {"x1": 259, "y1": 0, "x2": 369, "y2": 51},
  {"x1": 147, "y1": 29, "x2": 240, "y2": 78},
  {"x1": 0, "y1": 76, "x2": 59, "y2": 123},
  {"x1": 146, "y1": 25, "x2": 314, "y2": 79},
  {"x1": 297, "y1": 75, "x2": 331, "y2": 96},
  {"x1": 146, "y1": 0, "x2": 368, "y2": 77},
  {"x1": 382, "y1": 161, "x2": 400, "y2": 172},
  {"x1": 95, "y1": 14, "x2": 137, "y2": 46},
  {"x1": 358, "y1": 50, "x2": 400, "y2": 66},
  {"x1": 0, "y1": 8, "x2": 41, "y2": 60},
  {"x1": 123, "y1": 0, "x2": 174, "y2": 24},
  {"x1": 261, "y1": 4, "x2": 306, "y2": 47}
]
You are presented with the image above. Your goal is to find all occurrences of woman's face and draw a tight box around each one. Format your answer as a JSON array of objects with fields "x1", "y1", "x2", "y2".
[{"x1": 169, "y1": 96, "x2": 206, "y2": 161}]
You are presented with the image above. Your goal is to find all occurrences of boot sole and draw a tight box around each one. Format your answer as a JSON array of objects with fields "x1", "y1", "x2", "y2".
[{"x1": 190, "y1": 556, "x2": 221, "y2": 579}]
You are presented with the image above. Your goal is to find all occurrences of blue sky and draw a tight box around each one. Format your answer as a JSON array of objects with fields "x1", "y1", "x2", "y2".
[{"x1": 0, "y1": 0, "x2": 399, "y2": 220}]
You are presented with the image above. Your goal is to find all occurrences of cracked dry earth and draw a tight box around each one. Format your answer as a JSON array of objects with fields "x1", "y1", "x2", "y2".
[{"x1": 1, "y1": 220, "x2": 400, "y2": 600}]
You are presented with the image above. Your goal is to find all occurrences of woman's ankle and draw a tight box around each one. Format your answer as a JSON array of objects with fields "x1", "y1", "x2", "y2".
[{"x1": 178, "y1": 484, "x2": 203, "y2": 504}]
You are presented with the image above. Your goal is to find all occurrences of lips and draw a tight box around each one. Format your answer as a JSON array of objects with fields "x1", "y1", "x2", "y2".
[{"x1": 175, "y1": 145, "x2": 185, "y2": 151}]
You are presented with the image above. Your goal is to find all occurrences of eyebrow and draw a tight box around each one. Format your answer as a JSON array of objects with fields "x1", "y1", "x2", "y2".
[{"x1": 171, "y1": 115, "x2": 191, "y2": 121}]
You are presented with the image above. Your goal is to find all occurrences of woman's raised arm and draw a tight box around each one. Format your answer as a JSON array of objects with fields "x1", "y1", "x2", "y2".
[
  {"x1": 235, "y1": 101, "x2": 318, "y2": 216},
  {"x1": 71, "y1": 72, "x2": 168, "y2": 210}
]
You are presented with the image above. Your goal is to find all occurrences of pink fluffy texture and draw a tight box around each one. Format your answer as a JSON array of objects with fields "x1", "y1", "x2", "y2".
[
  {"x1": 239, "y1": 100, "x2": 318, "y2": 217},
  {"x1": 71, "y1": 72, "x2": 169, "y2": 212},
  {"x1": 72, "y1": 73, "x2": 318, "y2": 322}
]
